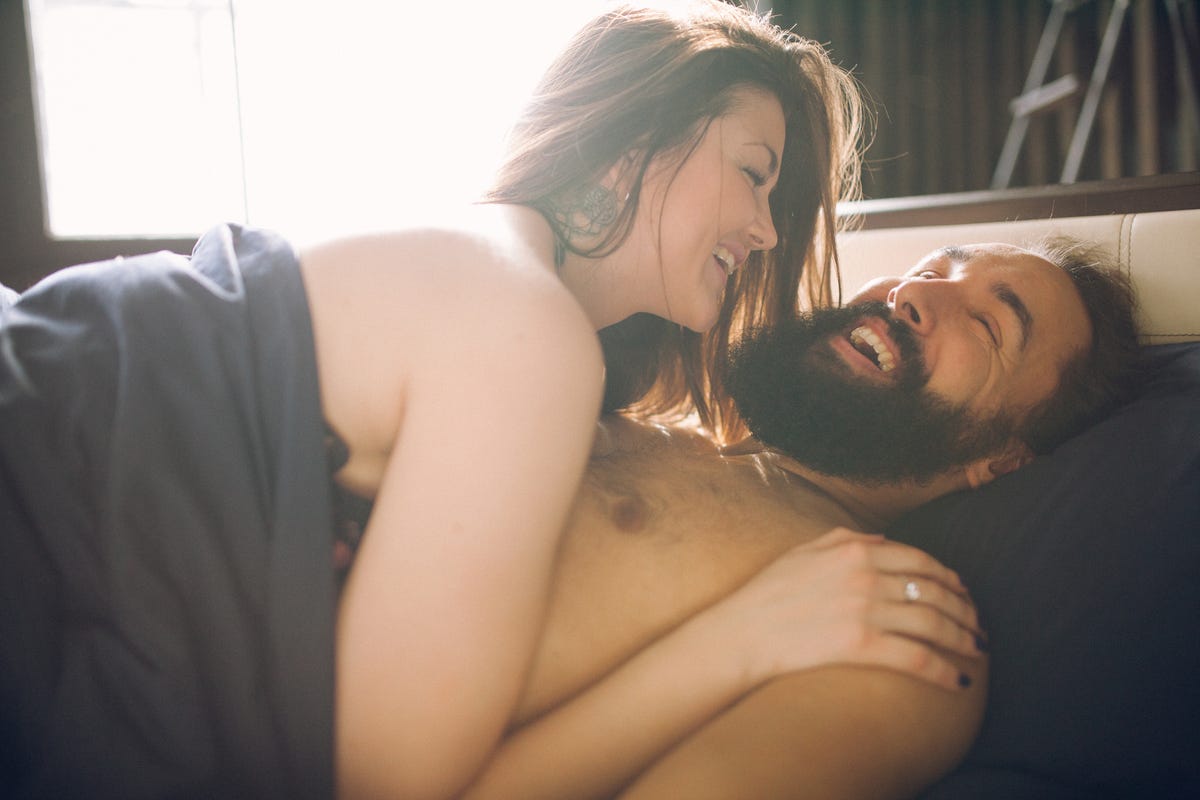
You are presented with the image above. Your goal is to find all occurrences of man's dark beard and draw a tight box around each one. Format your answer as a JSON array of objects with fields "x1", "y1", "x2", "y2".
[{"x1": 725, "y1": 302, "x2": 1016, "y2": 485}]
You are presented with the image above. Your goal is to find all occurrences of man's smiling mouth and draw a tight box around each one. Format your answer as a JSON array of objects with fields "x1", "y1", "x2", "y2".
[{"x1": 848, "y1": 325, "x2": 896, "y2": 372}]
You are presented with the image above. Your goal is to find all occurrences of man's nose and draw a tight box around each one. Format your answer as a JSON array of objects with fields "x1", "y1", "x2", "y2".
[
  {"x1": 887, "y1": 279, "x2": 947, "y2": 335},
  {"x1": 846, "y1": 276, "x2": 899, "y2": 306}
]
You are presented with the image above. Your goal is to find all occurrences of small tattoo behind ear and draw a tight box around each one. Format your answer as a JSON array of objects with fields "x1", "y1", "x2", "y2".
[{"x1": 550, "y1": 184, "x2": 618, "y2": 241}]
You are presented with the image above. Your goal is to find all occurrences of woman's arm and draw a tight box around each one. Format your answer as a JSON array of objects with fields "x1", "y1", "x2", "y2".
[
  {"x1": 619, "y1": 657, "x2": 987, "y2": 800},
  {"x1": 316, "y1": 233, "x2": 606, "y2": 800},
  {"x1": 462, "y1": 529, "x2": 986, "y2": 800}
]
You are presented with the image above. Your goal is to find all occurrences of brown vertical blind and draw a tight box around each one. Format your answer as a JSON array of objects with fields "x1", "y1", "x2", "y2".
[{"x1": 770, "y1": 0, "x2": 1200, "y2": 199}]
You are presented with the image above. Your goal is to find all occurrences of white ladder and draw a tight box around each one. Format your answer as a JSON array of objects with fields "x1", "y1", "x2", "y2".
[{"x1": 992, "y1": 0, "x2": 1200, "y2": 188}]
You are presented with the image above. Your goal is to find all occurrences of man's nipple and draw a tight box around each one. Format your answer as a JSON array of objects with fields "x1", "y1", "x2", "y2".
[{"x1": 611, "y1": 495, "x2": 648, "y2": 533}]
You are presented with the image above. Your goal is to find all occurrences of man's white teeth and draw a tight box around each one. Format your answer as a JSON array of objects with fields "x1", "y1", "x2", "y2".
[
  {"x1": 850, "y1": 325, "x2": 895, "y2": 372},
  {"x1": 713, "y1": 245, "x2": 735, "y2": 275}
]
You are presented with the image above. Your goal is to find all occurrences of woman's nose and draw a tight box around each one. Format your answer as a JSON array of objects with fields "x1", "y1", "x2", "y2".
[{"x1": 749, "y1": 203, "x2": 778, "y2": 251}]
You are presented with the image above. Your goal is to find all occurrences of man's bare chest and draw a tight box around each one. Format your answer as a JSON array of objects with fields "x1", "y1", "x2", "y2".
[{"x1": 513, "y1": 423, "x2": 858, "y2": 725}]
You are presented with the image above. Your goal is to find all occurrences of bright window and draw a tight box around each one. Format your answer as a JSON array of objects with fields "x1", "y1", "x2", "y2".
[{"x1": 25, "y1": 0, "x2": 607, "y2": 240}]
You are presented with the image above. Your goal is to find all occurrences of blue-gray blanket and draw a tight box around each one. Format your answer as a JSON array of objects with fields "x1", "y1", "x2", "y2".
[{"x1": 1, "y1": 225, "x2": 336, "y2": 799}]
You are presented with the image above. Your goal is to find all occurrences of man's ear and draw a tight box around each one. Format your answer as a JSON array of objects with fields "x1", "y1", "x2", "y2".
[{"x1": 963, "y1": 440, "x2": 1035, "y2": 489}]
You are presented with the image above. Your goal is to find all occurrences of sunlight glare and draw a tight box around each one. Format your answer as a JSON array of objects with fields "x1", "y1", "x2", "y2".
[
  {"x1": 233, "y1": 0, "x2": 607, "y2": 242},
  {"x1": 29, "y1": 0, "x2": 607, "y2": 239}
]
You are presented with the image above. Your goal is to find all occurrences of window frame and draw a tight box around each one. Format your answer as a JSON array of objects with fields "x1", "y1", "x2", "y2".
[
  {"x1": 6, "y1": 1, "x2": 1199, "y2": 292},
  {"x1": 2, "y1": 0, "x2": 197, "y2": 291}
]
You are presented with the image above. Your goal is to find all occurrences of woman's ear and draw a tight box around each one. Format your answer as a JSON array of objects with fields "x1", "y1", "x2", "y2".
[
  {"x1": 603, "y1": 151, "x2": 640, "y2": 199},
  {"x1": 963, "y1": 440, "x2": 1035, "y2": 489}
]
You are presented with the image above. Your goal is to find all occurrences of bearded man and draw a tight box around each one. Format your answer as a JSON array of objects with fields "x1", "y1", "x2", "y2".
[{"x1": 460, "y1": 239, "x2": 1139, "y2": 800}]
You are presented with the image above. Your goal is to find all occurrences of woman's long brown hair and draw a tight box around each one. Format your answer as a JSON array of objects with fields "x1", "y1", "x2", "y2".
[{"x1": 484, "y1": 0, "x2": 866, "y2": 443}]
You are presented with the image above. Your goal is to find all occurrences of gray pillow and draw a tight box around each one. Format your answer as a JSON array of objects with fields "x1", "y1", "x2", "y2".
[{"x1": 891, "y1": 343, "x2": 1200, "y2": 799}]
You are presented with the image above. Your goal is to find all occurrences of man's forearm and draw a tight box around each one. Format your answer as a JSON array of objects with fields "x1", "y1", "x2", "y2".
[
  {"x1": 619, "y1": 658, "x2": 987, "y2": 800},
  {"x1": 459, "y1": 610, "x2": 753, "y2": 800}
]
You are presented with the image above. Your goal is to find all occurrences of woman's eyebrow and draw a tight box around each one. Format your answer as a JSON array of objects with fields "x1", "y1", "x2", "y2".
[{"x1": 750, "y1": 142, "x2": 779, "y2": 175}]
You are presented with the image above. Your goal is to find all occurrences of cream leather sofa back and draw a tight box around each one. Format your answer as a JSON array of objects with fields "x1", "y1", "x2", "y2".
[{"x1": 836, "y1": 209, "x2": 1200, "y2": 344}]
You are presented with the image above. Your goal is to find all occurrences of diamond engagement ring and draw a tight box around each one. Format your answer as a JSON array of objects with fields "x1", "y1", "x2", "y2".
[{"x1": 904, "y1": 580, "x2": 921, "y2": 602}]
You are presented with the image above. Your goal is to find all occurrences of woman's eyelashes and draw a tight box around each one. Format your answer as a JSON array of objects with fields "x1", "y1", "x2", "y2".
[{"x1": 742, "y1": 166, "x2": 768, "y2": 187}]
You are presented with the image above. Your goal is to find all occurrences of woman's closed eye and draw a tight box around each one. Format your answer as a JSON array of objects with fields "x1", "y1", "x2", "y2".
[{"x1": 743, "y1": 166, "x2": 768, "y2": 187}]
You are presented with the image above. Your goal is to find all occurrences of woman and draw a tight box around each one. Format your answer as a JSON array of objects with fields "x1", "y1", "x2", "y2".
[
  {"x1": 485, "y1": 0, "x2": 863, "y2": 439},
  {"x1": 0, "y1": 3, "x2": 975, "y2": 800}
]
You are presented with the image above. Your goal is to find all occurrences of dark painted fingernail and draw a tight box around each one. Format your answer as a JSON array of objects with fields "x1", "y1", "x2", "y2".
[
  {"x1": 958, "y1": 672, "x2": 973, "y2": 689},
  {"x1": 975, "y1": 633, "x2": 989, "y2": 653}
]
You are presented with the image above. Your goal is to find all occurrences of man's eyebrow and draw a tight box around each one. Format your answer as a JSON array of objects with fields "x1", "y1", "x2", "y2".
[
  {"x1": 937, "y1": 245, "x2": 974, "y2": 262},
  {"x1": 994, "y1": 282, "x2": 1033, "y2": 351}
]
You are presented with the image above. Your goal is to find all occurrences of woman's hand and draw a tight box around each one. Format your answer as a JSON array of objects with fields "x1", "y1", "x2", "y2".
[{"x1": 705, "y1": 527, "x2": 985, "y2": 692}]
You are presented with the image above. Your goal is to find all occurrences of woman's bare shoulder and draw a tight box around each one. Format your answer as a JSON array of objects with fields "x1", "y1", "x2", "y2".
[
  {"x1": 300, "y1": 207, "x2": 594, "y2": 347},
  {"x1": 299, "y1": 208, "x2": 603, "y2": 476},
  {"x1": 301, "y1": 205, "x2": 555, "y2": 288}
]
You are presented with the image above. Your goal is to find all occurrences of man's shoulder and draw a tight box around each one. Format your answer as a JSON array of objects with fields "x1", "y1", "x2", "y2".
[{"x1": 591, "y1": 415, "x2": 719, "y2": 461}]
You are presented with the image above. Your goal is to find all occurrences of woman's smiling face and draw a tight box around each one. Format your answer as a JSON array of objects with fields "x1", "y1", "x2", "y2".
[{"x1": 630, "y1": 86, "x2": 785, "y2": 332}]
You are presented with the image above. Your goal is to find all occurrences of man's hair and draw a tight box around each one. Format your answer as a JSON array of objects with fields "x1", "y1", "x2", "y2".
[{"x1": 1017, "y1": 236, "x2": 1141, "y2": 454}]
